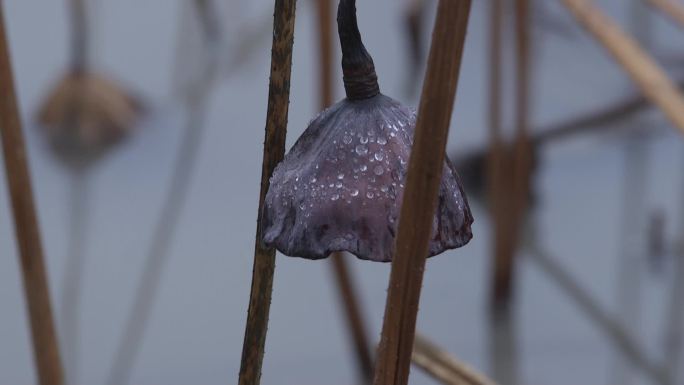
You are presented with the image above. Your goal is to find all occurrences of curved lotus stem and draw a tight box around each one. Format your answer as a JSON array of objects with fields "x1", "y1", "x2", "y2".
[{"x1": 338, "y1": 0, "x2": 379, "y2": 100}]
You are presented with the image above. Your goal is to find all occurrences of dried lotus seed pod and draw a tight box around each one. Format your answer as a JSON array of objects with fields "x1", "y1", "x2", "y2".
[{"x1": 262, "y1": 0, "x2": 473, "y2": 262}]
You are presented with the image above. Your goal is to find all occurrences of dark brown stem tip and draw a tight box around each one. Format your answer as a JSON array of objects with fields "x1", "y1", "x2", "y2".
[{"x1": 338, "y1": 0, "x2": 380, "y2": 100}]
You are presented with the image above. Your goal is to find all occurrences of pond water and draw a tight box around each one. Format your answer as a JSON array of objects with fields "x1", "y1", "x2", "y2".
[{"x1": 1, "y1": 0, "x2": 683, "y2": 384}]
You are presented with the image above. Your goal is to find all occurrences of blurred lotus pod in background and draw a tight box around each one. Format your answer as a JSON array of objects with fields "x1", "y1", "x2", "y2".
[{"x1": 37, "y1": 72, "x2": 142, "y2": 169}]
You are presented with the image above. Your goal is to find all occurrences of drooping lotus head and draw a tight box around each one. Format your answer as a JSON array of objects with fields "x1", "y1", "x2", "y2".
[{"x1": 261, "y1": 0, "x2": 473, "y2": 262}]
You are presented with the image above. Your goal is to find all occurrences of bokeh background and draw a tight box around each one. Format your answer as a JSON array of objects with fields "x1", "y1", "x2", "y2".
[{"x1": 1, "y1": 0, "x2": 684, "y2": 384}]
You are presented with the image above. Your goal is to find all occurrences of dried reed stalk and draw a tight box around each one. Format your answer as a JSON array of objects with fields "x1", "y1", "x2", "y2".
[
  {"x1": 238, "y1": 1, "x2": 297, "y2": 384},
  {"x1": 486, "y1": 0, "x2": 503, "y2": 213},
  {"x1": 314, "y1": 0, "x2": 374, "y2": 382},
  {"x1": 511, "y1": 0, "x2": 532, "y2": 224},
  {"x1": 489, "y1": 0, "x2": 533, "y2": 310},
  {"x1": 496, "y1": 0, "x2": 533, "y2": 307},
  {"x1": 373, "y1": 2, "x2": 472, "y2": 384},
  {"x1": 412, "y1": 334, "x2": 497, "y2": 385},
  {"x1": 403, "y1": 0, "x2": 427, "y2": 95},
  {"x1": 0, "y1": 5, "x2": 64, "y2": 385},
  {"x1": 487, "y1": 0, "x2": 511, "y2": 310},
  {"x1": 561, "y1": 0, "x2": 684, "y2": 134},
  {"x1": 646, "y1": 0, "x2": 684, "y2": 29}
]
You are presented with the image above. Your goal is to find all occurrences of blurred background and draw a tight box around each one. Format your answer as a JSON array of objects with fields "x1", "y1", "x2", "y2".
[{"x1": 1, "y1": 0, "x2": 684, "y2": 384}]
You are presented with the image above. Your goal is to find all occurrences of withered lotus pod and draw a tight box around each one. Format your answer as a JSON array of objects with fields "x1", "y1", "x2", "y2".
[
  {"x1": 262, "y1": 0, "x2": 473, "y2": 262},
  {"x1": 38, "y1": 72, "x2": 141, "y2": 170}
]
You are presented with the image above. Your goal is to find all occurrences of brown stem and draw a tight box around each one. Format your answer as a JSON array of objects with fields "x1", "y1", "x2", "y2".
[
  {"x1": 316, "y1": 0, "x2": 334, "y2": 108},
  {"x1": 512, "y1": 0, "x2": 532, "y2": 222},
  {"x1": 486, "y1": 0, "x2": 512, "y2": 311},
  {"x1": 237, "y1": 1, "x2": 297, "y2": 384},
  {"x1": 486, "y1": 0, "x2": 503, "y2": 212},
  {"x1": 373, "y1": 2, "x2": 472, "y2": 384},
  {"x1": 492, "y1": 0, "x2": 533, "y2": 309},
  {"x1": 0, "y1": 5, "x2": 65, "y2": 385}
]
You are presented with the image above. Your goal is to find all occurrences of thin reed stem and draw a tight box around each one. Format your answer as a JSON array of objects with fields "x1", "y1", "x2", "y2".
[
  {"x1": 487, "y1": 0, "x2": 512, "y2": 311},
  {"x1": 512, "y1": 0, "x2": 532, "y2": 221},
  {"x1": 0, "y1": 5, "x2": 65, "y2": 385},
  {"x1": 412, "y1": 334, "x2": 497, "y2": 385},
  {"x1": 560, "y1": 0, "x2": 684, "y2": 134},
  {"x1": 237, "y1": 1, "x2": 297, "y2": 384},
  {"x1": 315, "y1": 0, "x2": 334, "y2": 109},
  {"x1": 373, "y1": 2, "x2": 472, "y2": 384},
  {"x1": 486, "y1": 0, "x2": 503, "y2": 213},
  {"x1": 491, "y1": 0, "x2": 532, "y2": 310}
]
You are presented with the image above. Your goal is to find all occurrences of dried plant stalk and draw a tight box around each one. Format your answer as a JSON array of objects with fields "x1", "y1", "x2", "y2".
[
  {"x1": 561, "y1": 0, "x2": 684, "y2": 134},
  {"x1": 412, "y1": 334, "x2": 497, "y2": 385},
  {"x1": 238, "y1": 1, "x2": 297, "y2": 384},
  {"x1": 373, "y1": 1, "x2": 472, "y2": 384},
  {"x1": 492, "y1": 0, "x2": 533, "y2": 308},
  {"x1": 0, "y1": 5, "x2": 64, "y2": 385},
  {"x1": 646, "y1": 0, "x2": 684, "y2": 29},
  {"x1": 512, "y1": 0, "x2": 531, "y2": 225},
  {"x1": 486, "y1": 0, "x2": 512, "y2": 309}
]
